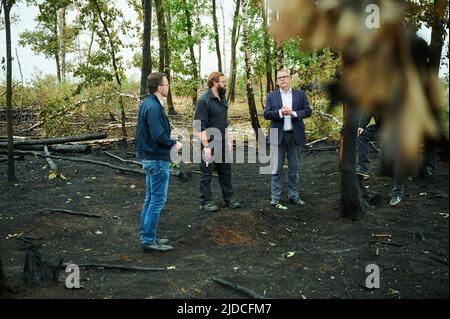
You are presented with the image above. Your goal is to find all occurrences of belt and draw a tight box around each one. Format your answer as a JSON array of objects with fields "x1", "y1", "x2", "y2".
[{"x1": 284, "y1": 130, "x2": 294, "y2": 134}]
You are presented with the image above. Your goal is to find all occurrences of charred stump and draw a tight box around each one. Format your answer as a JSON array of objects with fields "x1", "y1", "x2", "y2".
[{"x1": 23, "y1": 247, "x2": 62, "y2": 287}]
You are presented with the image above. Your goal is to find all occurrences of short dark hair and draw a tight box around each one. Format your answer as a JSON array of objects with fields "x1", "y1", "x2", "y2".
[
  {"x1": 207, "y1": 71, "x2": 225, "y2": 88},
  {"x1": 146, "y1": 72, "x2": 167, "y2": 93}
]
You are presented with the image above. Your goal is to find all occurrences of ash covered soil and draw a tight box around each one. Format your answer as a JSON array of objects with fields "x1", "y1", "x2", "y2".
[{"x1": 0, "y1": 143, "x2": 448, "y2": 299}]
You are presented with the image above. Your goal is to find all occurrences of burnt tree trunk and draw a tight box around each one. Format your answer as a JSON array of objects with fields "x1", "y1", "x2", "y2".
[
  {"x1": 429, "y1": 0, "x2": 448, "y2": 74},
  {"x1": 340, "y1": 102, "x2": 365, "y2": 220},
  {"x1": 3, "y1": 0, "x2": 16, "y2": 182},
  {"x1": 23, "y1": 247, "x2": 62, "y2": 287}
]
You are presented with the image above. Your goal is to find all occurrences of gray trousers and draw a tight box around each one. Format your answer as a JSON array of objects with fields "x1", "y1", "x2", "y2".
[{"x1": 271, "y1": 133, "x2": 302, "y2": 200}]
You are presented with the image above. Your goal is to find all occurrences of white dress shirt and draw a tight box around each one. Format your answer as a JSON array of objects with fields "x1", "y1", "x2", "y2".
[{"x1": 278, "y1": 87, "x2": 298, "y2": 131}]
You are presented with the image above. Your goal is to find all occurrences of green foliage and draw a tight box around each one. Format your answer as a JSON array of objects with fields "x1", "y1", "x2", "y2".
[
  {"x1": 71, "y1": 0, "x2": 132, "y2": 86},
  {"x1": 19, "y1": 0, "x2": 78, "y2": 63}
]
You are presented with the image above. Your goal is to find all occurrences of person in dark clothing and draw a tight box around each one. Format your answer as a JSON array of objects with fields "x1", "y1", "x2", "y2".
[
  {"x1": 194, "y1": 71, "x2": 240, "y2": 212},
  {"x1": 357, "y1": 113, "x2": 405, "y2": 206},
  {"x1": 136, "y1": 72, "x2": 182, "y2": 252},
  {"x1": 356, "y1": 113, "x2": 381, "y2": 178}
]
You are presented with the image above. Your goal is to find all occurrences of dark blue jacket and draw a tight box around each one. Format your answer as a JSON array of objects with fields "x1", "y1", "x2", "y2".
[
  {"x1": 136, "y1": 94, "x2": 176, "y2": 161},
  {"x1": 263, "y1": 89, "x2": 312, "y2": 146}
]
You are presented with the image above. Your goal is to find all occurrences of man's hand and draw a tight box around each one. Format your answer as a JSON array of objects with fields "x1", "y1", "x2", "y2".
[
  {"x1": 357, "y1": 127, "x2": 365, "y2": 137},
  {"x1": 204, "y1": 147, "x2": 212, "y2": 167},
  {"x1": 281, "y1": 106, "x2": 293, "y2": 116}
]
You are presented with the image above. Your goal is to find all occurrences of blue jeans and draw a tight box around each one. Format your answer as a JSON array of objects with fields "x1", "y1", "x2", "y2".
[{"x1": 140, "y1": 160, "x2": 170, "y2": 245}]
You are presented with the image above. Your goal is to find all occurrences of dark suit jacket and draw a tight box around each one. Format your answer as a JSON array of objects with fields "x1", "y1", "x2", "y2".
[{"x1": 263, "y1": 89, "x2": 312, "y2": 146}]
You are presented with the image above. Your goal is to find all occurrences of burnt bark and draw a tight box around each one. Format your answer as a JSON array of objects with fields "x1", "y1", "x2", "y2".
[{"x1": 23, "y1": 247, "x2": 62, "y2": 287}]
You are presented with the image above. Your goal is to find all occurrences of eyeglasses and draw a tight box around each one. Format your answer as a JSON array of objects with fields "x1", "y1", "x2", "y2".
[{"x1": 277, "y1": 75, "x2": 290, "y2": 80}]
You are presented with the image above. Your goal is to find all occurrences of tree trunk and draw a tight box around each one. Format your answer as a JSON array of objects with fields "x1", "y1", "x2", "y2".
[
  {"x1": 86, "y1": 29, "x2": 95, "y2": 68},
  {"x1": 58, "y1": 6, "x2": 66, "y2": 82},
  {"x1": 3, "y1": 0, "x2": 16, "y2": 182},
  {"x1": 259, "y1": 76, "x2": 264, "y2": 110},
  {"x1": 220, "y1": 0, "x2": 227, "y2": 74},
  {"x1": 93, "y1": 0, "x2": 127, "y2": 141},
  {"x1": 53, "y1": 10, "x2": 61, "y2": 83},
  {"x1": 164, "y1": 3, "x2": 176, "y2": 115},
  {"x1": 227, "y1": 0, "x2": 241, "y2": 103},
  {"x1": 242, "y1": 0, "x2": 261, "y2": 136},
  {"x1": 196, "y1": 1, "x2": 202, "y2": 78},
  {"x1": 15, "y1": 48, "x2": 24, "y2": 107},
  {"x1": 212, "y1": 0, "x2": 222, "y2": 72},
  {"x1": 429, "y1": 0, "x2": 448, "y2": 74},
  {"x1": 140, "y1": 0, "x2": 152, "y2": 98},
  {"x1": 182, "y1": 0, "x2": 198, "y2": 106},
  {"x1": 340, "y1": 102, "x2": 364, "y2": 220},
  {"x1": 261, "y1": 1, "x2": 273, "y2": 94},
  {"x1": 155, "y1": 0, "x2": 165, "y2": 73},
  {"x1": 277, "y1": 42, "x2": 284, "y2": 70}
]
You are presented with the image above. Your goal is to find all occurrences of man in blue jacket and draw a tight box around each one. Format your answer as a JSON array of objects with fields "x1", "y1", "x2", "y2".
[
  {"x1": 136, "y1": 72, "x2": 182, "y2": 252},
  {"x1": 263, "y1": 69, "x2": 312, "y2": 207}
]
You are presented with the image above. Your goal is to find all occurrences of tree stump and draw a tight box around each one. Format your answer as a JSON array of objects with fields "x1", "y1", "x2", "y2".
[{"x1": 23, "y1": 247, "x2": 62, "y2": 287}]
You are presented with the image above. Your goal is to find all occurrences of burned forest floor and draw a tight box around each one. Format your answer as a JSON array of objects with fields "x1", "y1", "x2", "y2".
[{"x1": 0, "y1": 141, "x2": 448, "y2": 299}]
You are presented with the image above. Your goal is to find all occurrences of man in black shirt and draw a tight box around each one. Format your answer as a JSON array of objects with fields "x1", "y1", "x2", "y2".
[{"x1": 194, "y1": 71, "x2": 240, "y2": 212}]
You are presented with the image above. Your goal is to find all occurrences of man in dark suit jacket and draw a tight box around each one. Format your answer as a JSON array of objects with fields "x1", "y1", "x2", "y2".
[{"x1": 263, "y1": 69, "x2": 312, "y2": 207}]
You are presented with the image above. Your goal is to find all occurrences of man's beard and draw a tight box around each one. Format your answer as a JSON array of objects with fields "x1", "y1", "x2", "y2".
[{"x1": 218, "y1": 86, "x2": 226, "y2": 95}]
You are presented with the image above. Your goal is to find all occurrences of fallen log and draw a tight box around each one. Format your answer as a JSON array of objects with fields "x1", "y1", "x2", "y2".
[
  {"x1": 23, "y1": 247, "x2": 62, "y2": 287},
  {"x1": 1, "y1": 150, "x2": 145, "y2": 175},
  {"x1": 212, "y1": 277, "x2": 265, "y2": 299},
  {"x1": 61, "y1": 263, "x2": 166, "y2": 272},
  {"x1": 16, "y1": 144, "x2": 91, "y2": 154},
  {"x1": 0, "y1": 132, "x2": 107, "y2": 147},
  {"x1": 316, "y1": 110, "x2": 343, "y2": 125},
  {"x1": 305, "y1": 137, "x2": 328, "y2": 148},
  {"x1": 37, "y1": 208, "x2": 101, "y2": 218},
  {"x1": 304, "y1": 146, "x2": 339, "y2": 152},
  {"x1": 104, "y1": 151, "x2": 141, "y2": 166},
  {"x1": 104, "y1": 151, "x2": 190, "y2": 180}
]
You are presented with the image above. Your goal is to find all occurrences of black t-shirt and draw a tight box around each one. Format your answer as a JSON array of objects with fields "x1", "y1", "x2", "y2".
[{"x1": 194, "y1": 89, "x2": 228, "y2": 141}]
